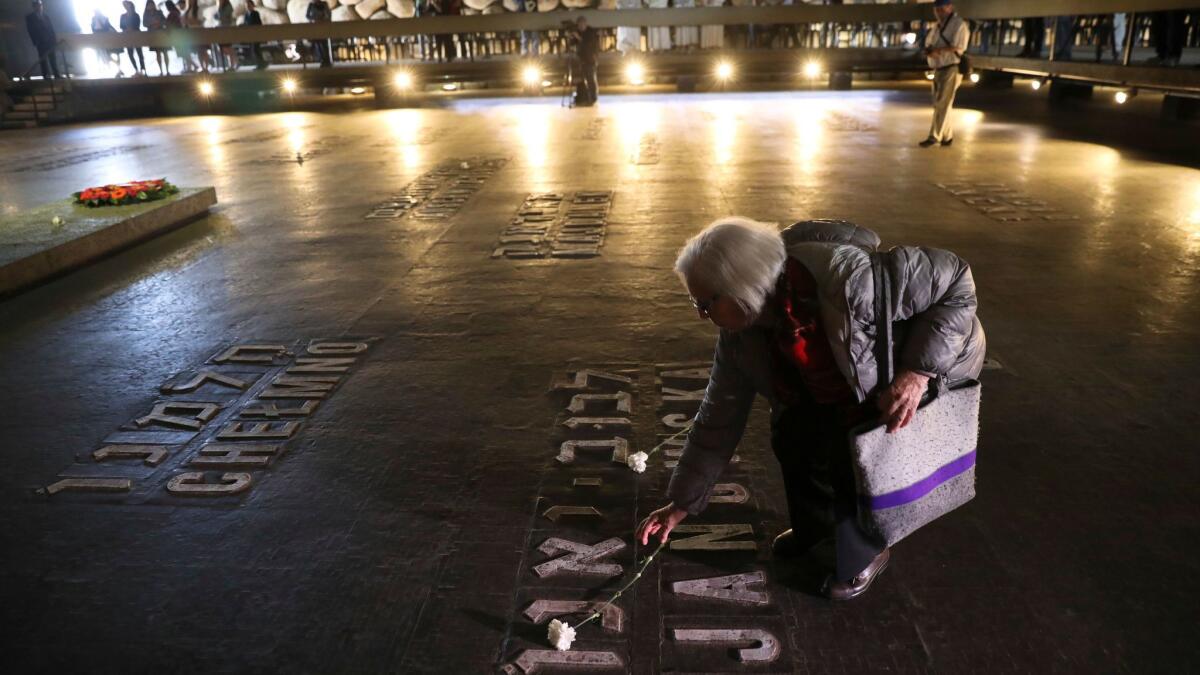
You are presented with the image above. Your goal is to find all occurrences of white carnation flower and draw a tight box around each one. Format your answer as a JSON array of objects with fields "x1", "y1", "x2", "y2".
[
  {"x1": 547, "y1": 618, "x2": 576, "y2": 651},
  {"x1": 627, "y1": 451, "x2": 649, "y2": 474}
]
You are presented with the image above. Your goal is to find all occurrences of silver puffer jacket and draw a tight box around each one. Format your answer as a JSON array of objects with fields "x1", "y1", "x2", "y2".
[{"x1": 666, "y1": 220, "x2": 986, "y2": 514}]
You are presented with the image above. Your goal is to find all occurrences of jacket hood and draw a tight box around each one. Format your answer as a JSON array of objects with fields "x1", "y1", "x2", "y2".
[{"x1": 781, "y1": 219, "x2": 881, "y2": 251}]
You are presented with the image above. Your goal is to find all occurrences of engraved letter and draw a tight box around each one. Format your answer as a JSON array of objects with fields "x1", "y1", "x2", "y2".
[
  {"x1": 523, "y1": 600, "x2": 624, "y2": 632},
  {"x1": 211, "y1": 344, "x2": 289, "y2": 364},
  {"x1": 43, "y1": 477, "x2": 131, "y2": 496},
  {"x1": 670, "y1": 524, "x2": 756, "y2": 551},
  {"x1": 93, "y1": 444, "x2": 169, "y2": 466},
  {"x1": 287, "y1": 358, "x2": 355, "y2": 374},
  {"x1": 670, "y1": 571, "x2": 769, "y2": 605},
  {"x1": 216, "y1": 421, "x2": 300, "y2": 440},
  {"x1": 161, "y1": 370, "x2": 252, "y2": 394},
  {"x1": 166, "y1": 472, "x2": 252, "y2": 495},
  {"x1": 533, "y1": 537, "x2": 625, "y2": 578},
  {"x1": 240, "y1": 400, "x2": 320, "y2": 419},
  {"x1": 566, "y1": 391, "x2": 632, "y2": 414},
  {"x1": 134, "y1": 402, "x2": 220, "y2": 431},
  {"x1": 662, "y1": 387, "x2": 705, "y2": 402},
  {"x1": 306, "y1": 342, "x2": 368, "y2": 355},
  {"x1": 709, "y1": 483, "x2": 750, "y2": 504},
  {"x1": 189, "y1": 444, "x2": 281, "y2": 468},
  {"x1": 556, "y1": 437, "x2": 629, "y2": 465},
  {"x1": 501, "y1": 650, "x2": 623, "y2": 674},
  {"x1": 541, "y1": 505, "x2": 602, "y2": 523},
  {"x1": 260, "y1": 374, "x2": 339, "y2": 399},
  {"x1": 550, "y1": 369, "x2": 633, "y2": 391},
  {"x1": 670, "y1": 628, "x2": 780, "y2": 663}
]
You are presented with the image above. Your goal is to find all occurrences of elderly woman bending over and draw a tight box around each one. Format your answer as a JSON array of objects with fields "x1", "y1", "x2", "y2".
[{"x1": 636, "y1": 218, "x2": 985, "y2": 600}]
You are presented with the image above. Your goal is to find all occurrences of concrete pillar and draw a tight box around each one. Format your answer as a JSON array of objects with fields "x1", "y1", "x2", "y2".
[
  {"x1": 977, "y1": 70, "x2": 1014, "y2": 89},
  {"x1": 1161, "y1": 95, "x2": 1200, "y2": 122},
  {"x1": 828, "y1": 71, "x2": 853, "y2": 90},
  {"x1": 1048, "y1": 80, "x2": 1093, "y2": 102}
]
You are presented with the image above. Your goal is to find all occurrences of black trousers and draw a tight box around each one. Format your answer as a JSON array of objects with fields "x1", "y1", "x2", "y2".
[
  {"x1": 770, "y1": 401, "x2": 884, "y2": 582},
  {"x1": 576, "y1": 59, "x2": 597, "y2": 105},
  {"x1": 125, "y1": 46, "x2": 145, "y2": 72},
  {"x1": 1021, "y1": 17, "x2": 1044, "y2": 56},
  {"x1": 1151, "y1": 11, "x2": 1186, "y2": 61},
  {"x1": 36, "y1": 45, "x2": 61, "y2": 80}
]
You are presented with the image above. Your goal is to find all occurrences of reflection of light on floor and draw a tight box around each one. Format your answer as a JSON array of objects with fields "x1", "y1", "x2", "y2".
[
  {"x1": 385, "y1": 109, "x2": 423, "y2": 169},
  {"x1": 955, "y1": 108, "x2": 984, "y2": 129},
  {"x1": 790, "y1": 100, "x2": 827, "y2": 176},
  {"x1": 612, "y1": 101, "x2": 660, "y2": 176},
  {"x1": 386, "y1": 109, "x2": 421, "y2": 145},
  {"x1": 703, "y1": 101, "x2": 741, "y2": 167},
  {"x1": 514, "y1": 104, "x2": 551, "y2": 171}
]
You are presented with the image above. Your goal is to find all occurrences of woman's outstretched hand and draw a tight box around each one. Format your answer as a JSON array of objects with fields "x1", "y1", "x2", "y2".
[
  {"x1": 877, "y1": 369, "x2": 931, "y2": 433},
  {"x1": 636, "y1": 503, "x2": 689, "y2": 546}
]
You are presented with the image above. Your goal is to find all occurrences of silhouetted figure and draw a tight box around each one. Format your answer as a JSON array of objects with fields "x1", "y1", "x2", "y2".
[
  {"x1": 1017, "y1": 16, "x2": 1043, "y2": 58},
  {"x1": 306, "y1": 0, "x2": 333, "y2": 67},
  {"x1": 1149, "y1": 11, "x2": 1186, "y2": 66},
  {"x1": 119, "y1": 0, "x2": 147, "y2": 75},
  {"x1": 25, "y1": 0, "x2": 61, "y2": 80},
  {"x1": 144, "y1": 0, "x2": 170, "y2": 76},
  {"x1": 91, "y1": 8, "x2": 122, "y2": 77},
  {"x1": 242, "y1": 0, "x2": 267, "y2": 69}
]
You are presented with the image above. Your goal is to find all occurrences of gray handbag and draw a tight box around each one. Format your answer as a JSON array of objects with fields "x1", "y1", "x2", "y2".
[{"x1": 848, "y1": 251, "x2": 981, "y2": 547}]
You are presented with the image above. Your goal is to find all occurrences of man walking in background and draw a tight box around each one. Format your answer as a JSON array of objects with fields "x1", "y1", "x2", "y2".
[
  {"x1": 306, "y1": 0, "x2": 333, "y2": 68},
  {"x1": 26, "y1": 0, "x2": 61, "y2": 80},
  {"x1": 920, "y1": 0, "x2": 968, "y2": 148}
]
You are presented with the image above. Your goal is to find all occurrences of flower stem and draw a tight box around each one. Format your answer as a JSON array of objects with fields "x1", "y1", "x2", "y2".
[
  {"x1": 643, "y1": 422, "x2": 692, "y2": 459},
  {"x1": 575, "y1": 540, "x2": 667, "y2": 629}
]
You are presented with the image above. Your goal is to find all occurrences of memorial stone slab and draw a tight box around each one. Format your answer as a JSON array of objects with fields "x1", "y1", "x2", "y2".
[{"x1": 0, "y1": 186, "x2": 216, "y2": 296}]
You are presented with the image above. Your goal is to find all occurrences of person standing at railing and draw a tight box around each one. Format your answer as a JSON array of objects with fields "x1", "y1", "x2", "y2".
[
  {"x1": 163, "y1": 1, "x2": 192, "y2": 73},
  {"x1": 25, "y1": 0, "x2": 62, "y2": 80},
  {"x1": 1016, "y1": 16, "x2": 1043, "y2": 58},
  {"x1": 519, "y1": 0, "x2": 541, "y2": 57},
  {"x1": 183, "y1": 0, "x2": 212, "y2": 72},
  {"x1": 1148, "y1": 11, "x2": 1186, "y2": 66},
  {"x1": 143, "y1": 1, "x2": 170, "y2": 76},
  {"x1": 90, "y1": 8, "x2": 122, "y2": 77},
  {"x1": 306, "y1": 0, "x2": 333, "y2": 67},
  {"x1": 119, "y1": 0, "x2": 148, "y2": 76},
  {"x1": 216, "y1": 0, "x2": 239, "y2": 71},
  {"x1": 241, "y1": 0, "x2": 268, "y2": 70},
  {"x1": 919, "y1": 0, "x2": 967, "y2": 148},
  {"x1": 1052, "y1": 14, "x2": 1076, "y2": 61}
]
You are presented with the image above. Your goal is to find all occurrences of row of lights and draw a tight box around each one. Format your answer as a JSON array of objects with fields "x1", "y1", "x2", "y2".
[
  {"x1": 203, "y1": 63, "x2": 1149, "y2": 101},
  {"x1": 1024, "y1": 77, "x2": 1137, "y2": 104}
]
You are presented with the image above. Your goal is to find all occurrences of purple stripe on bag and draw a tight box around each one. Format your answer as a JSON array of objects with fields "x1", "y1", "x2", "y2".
[{"x1": 867, "y1": 450, "x2": 977, "y2": 510}]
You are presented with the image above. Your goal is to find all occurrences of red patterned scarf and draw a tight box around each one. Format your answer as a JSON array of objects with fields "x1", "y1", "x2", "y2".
[{"x1": 770, "y1": 258, "x2": 855, "y2": 407}]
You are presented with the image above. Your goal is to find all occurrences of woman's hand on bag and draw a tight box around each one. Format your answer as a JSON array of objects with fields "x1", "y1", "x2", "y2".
[
  {"x1": 636, "y1": 503, "x2": 689, "y2": 546},
  {"x1": 878, "y1": 369, "x2": 930, "y2": 433}
]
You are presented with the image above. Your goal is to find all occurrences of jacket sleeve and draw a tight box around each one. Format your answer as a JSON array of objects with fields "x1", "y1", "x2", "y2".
[
  {"x1": 888, "y1": 246, "x2": 978, "y2": 379},
  {"x1": 666, "y1": 330, "x2": 757, "y2": 515}
]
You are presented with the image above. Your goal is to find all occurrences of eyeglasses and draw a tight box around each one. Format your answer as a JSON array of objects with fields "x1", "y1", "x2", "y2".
[{"x1": 690, "y1": 293, "x2": 720, "y2": 316}]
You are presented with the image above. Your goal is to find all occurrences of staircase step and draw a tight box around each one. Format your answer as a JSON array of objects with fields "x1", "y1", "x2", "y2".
[
  {"x1": 5, "y1": 110, "x2": 49, "y2": 121},
  {"x1": 1, "y1": 119, "x2": 38, "y2": 130},
  {"x1": 11, "y1": 103, "x2": 53, "y2": 113}
]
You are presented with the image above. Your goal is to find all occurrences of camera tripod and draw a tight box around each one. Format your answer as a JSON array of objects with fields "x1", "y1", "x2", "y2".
[{"x1": 560, "y1": 53, "x2": 579, "y2": 108}]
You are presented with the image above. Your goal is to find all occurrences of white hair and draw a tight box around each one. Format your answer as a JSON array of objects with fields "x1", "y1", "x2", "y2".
[{"x1": 674, "y1": 217, "x2": 787, "y2": 320}]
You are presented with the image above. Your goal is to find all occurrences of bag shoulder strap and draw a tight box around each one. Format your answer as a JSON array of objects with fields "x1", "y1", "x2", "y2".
[{"x1": 870, "y1": 250, "x2": 894, "y2": 394}]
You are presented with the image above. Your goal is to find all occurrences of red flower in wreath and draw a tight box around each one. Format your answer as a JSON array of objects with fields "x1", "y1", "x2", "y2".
[{"x1": 111, "y1": 187, "x2": 128, "y2": 200}]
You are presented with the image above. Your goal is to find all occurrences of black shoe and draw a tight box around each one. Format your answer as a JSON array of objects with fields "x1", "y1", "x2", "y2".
[
  {"x1": 918, "y1": 138, "x2": 937, "y2": 148},
  {"x1": 823, "y1": 548, "x2": 890, "y2": 601},
  {"x1": 940, "y1": 138, "x2": 953, "y2": 147},
  {"x1": 771, "y1": 529, "x2": 828, "y2": 559}
]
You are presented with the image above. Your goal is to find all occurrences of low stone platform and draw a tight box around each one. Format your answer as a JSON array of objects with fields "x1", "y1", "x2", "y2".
[{"x1": 0, "y1": 187, "x2": 216, "y2": 298}]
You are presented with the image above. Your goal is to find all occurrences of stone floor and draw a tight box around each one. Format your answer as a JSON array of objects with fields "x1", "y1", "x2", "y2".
[{"x1": 0, "y1": 85, "x2": 1197, "y2": 673}]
